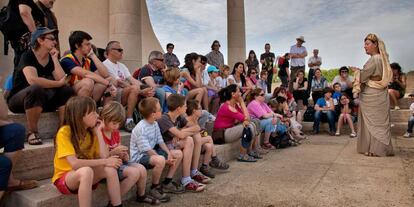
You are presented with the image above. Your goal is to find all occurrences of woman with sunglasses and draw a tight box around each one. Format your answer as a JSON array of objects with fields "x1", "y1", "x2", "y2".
[
  {"x1": 247, "y1": 88, "x2": 283, "y2": 150},
  {"x1": 332, "y1": 66, "x2": 354, "y2": 97}
]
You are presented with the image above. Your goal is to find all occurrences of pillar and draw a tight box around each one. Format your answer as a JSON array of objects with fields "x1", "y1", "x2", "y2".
[{"x1": 227, "y1": 0, "x2": 246, "y2": 69}]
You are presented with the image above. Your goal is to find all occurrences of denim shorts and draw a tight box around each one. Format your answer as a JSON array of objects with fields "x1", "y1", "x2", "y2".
[{"x1": 137, "y1": 145, "x2": 168, "y2": 169}]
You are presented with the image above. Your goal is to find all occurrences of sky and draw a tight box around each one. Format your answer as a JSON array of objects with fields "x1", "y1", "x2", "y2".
[{"x1": 147, "y1": 0, "x2": 414, "y2": 72}]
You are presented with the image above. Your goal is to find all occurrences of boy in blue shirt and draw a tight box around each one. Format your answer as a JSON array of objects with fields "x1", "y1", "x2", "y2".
[{"x1": 312, "y1": 87, "x2": 336, "y2": 135}]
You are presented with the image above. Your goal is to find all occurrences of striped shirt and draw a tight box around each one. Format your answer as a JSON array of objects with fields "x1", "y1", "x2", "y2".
[{"x1": 130, "y1": 119, "x2": 164, "y2": 162}]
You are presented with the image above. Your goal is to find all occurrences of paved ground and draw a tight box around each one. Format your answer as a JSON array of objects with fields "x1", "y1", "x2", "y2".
[{"x1": 125, "y1": 134, "x2": 414, "y2": 207}]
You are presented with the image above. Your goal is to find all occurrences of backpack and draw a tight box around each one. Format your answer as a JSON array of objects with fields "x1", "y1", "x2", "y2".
[
  {"x1": 269, "y1": 132, "x2": 291, "y2": 149},
  {"x1": 0, "y1": 1, "x2": 27, "y2": 55},
  {"x1": 303, "y1": 106, "x2": 315, "y2": 122}
]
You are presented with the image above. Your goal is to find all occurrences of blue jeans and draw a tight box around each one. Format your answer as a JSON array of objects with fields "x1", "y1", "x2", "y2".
[
  {"x1": 313, "y1": 110, "x2": 336, "y2": 133},
  {"x1": 260, "y1": 118, "x2": 276, "y2": 133},
  {"x1": 0, "y1": 123, "x2": 25, "y2": 152},
  {"x1": 155, "y1": 87, "x2": 166, "y2": 112},
  {"x1": 407, "y1": 116, "x2": 414, "y2": 133},
  {"x1": 0, "y1": 156, "x2": 12, "y2": 191}
]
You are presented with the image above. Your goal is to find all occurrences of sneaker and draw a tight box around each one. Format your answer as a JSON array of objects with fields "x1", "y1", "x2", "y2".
[
  {"x1": 350, "y1": 132, "x2": 357, "y2": 138},
  {"x1": 199, "y1": 165, "x2": 215, "y2": 178},
  {"x1": 394, "y1": 106, "x2": 400, "y2": 110},
  {"x1": 149, "y1": 186, "x2": 170, "y2": 203},
  {"x1": 329, "y1": 131, "x2": 336, "y2": 136},
  {"x1": 335, "y1": 132, "x2": 340, "y2": 136},
  {"x1": 184, "y1": 180, "x2": 206, "y2": 192},
  {"x1": 310, "y1": 130, "x2": 319, "y2": 135},
  {"x1": 192, "y1": 172, "x2": 211, "y2": 184},
  {"x1": 403, "y1": 132, "x2": 412, "y2": 138},
  {"x1": 209, "y1": 158, "x2": 229, "y2": 170},
  {"x1": 124, "y1": 120, "x2": 136, "y2": 132},
  {"x1": 162, "y1": 181, "x2": 185, "y2": 194}
]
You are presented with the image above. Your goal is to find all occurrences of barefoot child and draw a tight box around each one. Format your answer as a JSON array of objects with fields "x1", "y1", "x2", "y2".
[
  {"x1": 98, "y1": 101, "x2": 160, "y2": 205},
  {"x1": 52, "y1": 96, "x2": 123, "y2": 207},
  {"x1": 185, "y1": 99, "x2": 229, "y2": 179}
]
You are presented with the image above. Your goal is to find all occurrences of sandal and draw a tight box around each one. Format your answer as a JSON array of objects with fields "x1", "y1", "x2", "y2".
[
  {"x1": 262, "y1": 142, "x2": 275, "y2": 150},
  {"x1": 237, "y1": 154, "x2": 257, "y2": 162},
  {"x1": 7, "y1": 179, "x2": 38, "y2": 191},
  {"x1": 27, "y1": 132, "x2": 42, "y2": 145},
  {"x1": 136, "y1": 194, "x2": 161, "y2": 205},
  {"x1": 248, "y1": 151, "x2": 263, "y2": 159}
]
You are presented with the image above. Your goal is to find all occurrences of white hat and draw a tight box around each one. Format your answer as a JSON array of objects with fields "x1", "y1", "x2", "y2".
[{"x1": 296, "y1": 36, "x2": 305, "y2": 43}]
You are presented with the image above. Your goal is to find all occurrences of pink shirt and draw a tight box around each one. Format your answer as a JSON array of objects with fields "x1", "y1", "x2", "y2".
[
  {"x1": 214, "y1": 102, "x2": 245, "y2": 129},
  {"x1": 247, "y1": 100, "x2": 272, "y2": 119}
]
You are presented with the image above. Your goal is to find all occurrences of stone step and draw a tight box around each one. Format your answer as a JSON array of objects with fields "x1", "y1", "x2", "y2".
[
  {"x1": 8, "y1": 112, "x2": 60, "y2": 140},
  {"x1": 301, "y1": 121, "x2": 407, "y2": 135},
  {"x1": 307, "y1": 97, "x2": 412, "y2": 109},
  {"x1": 4, "y1": 131, "x2": 132, "y2": 181},
  {"x1": 390, "y1": 109, "x2": 412, "y2": 122},
  {"x1": 4, "y1": 141, "x2": 240, "y2": 207}
]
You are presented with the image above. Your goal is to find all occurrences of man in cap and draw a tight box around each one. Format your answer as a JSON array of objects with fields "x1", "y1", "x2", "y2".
[
  {"x1": 7, "y1": 27, "x2": 74, "y2": 145},
  {"x1": 289, "y1": 36, "x2": 308, "y2": 92}
]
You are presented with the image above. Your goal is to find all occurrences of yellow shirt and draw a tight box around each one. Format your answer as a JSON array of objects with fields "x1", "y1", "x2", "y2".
[{"x1": 52, "y1": 125, "x2": 100, "y2": 183}]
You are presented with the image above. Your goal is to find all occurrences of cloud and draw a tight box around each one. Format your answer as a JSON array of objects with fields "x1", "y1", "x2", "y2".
[{"x1": 147, "y1": 0, "x2": 414, "y2": 71}]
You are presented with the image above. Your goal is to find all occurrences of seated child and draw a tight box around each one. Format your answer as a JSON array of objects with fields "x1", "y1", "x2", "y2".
[
  {"x1": 98, "y1": 101, "x2": 159, "y2": 205},
  {"x1": 130, "y1": 97, "x2": 184, "y2": 203},
  {"x1": 157, "y1": 94, "x2": 207, "y2": 192},
  {"x1": 403, "y1": 92, "x2": 414, "y2": 138},
  {"x1": 185, "y1": 99, "x2": 229, "y2": 178},
  {"x1": 216, "y1": 65, "x2": 230, "y2": 89},
  {"x1": 335, "y1": 94, "x2": 357, "y2": 137},
  {"x1": 332, "y1": 83, "x2": 342, "y2": 106},
  {"x1": 257, "y1": 71, "x2": 268, "y2": 92},
  {"x1": 52, "y1": 96, "x2": 123, "y2": 207}
]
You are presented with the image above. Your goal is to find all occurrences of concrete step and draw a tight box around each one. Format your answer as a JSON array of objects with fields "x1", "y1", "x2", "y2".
[
  {"x1": 8, "y1": 112, "x2": 60, "y2": 140},
  {"x1": 4, "y1": 131, "x2": 132, "y2": 181},
  {"x1": 301, "y1": 121, "x2": 407, "y2": 135},
  {"x1": 4, "y1": 141, "x2": 240, "y2": 207},
  {"x1": 390, "y1": 109, "x2": 412, "y2": 122},
  {"x1": 307, "y1": 97, "x2": 412, "y2": 109}
]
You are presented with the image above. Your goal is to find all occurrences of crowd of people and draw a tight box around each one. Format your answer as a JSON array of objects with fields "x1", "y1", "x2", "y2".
[{"x1": 0, "y1": 0, "x2": 411, "y2": 207}]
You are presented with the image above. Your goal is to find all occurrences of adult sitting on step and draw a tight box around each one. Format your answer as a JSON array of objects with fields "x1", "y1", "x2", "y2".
[
  {"x1": 7, "y1": 27, "x2": 74, "y2": 145},
  {"x1": 103, "y1": 41, "x2": 154, "y2": 132},
  {"x1": 1, "y1": 89, "x2": 38, "y2": 201},
  {"x1": 388, "y1": 62, "x2": 407, "y2": 110},
  {"x1": 60, "y1": 31, "x2": 117, "y2": 103}
]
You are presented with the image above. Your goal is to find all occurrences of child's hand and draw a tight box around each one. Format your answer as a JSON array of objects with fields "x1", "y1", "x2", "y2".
[
  {"x1": 120, "y1": 152, "x2": 129, "y2": 162},
  {"x1": 94, "y1": 119, "x2": 104, "y2": 133},
  {"x1": 166, "y1": 153, "x2": 176, "y2": 166},
  {"x1": 105, "y1": 156, "x2": 122, "y2": 168}
]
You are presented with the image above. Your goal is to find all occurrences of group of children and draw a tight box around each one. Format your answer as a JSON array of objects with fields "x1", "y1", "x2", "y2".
[{"x1": 52, "y1": 95, "x2": 229, "y2": 207}]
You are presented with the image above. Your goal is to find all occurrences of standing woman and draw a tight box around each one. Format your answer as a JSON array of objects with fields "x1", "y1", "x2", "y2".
[
  {"x1": 245, "y1": 50, "x2": 259, "y2": 72},
  {"x1": 350, "y1": 34, "x2": 394, "y2": 157}
]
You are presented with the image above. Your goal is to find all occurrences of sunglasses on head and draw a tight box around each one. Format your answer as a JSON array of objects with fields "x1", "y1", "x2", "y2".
[{"x1": 111, "y1": 48, "x2": 124, "y2": 52}]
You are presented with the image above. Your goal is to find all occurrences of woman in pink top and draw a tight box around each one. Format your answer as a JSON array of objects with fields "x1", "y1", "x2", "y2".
[
  {"x1": 213, "y1": 84, "x2": 259, "y2": 162},
  {"x1": 247, "y1": 88, "x2": 282, "y2": 149}
]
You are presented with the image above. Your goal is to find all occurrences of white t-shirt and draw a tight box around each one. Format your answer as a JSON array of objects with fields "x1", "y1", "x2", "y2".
[
  {"x1": 228, "y1": 75, "x2": 242, "y2": 88},
  {"x1": 308, "y1": 56, "x2": 322, "y2": 70},
  {"x1": 290, "y1": 45, "x2": 307, "y2": 67},
  {"x1": 410, "y1": 102, "x2": 414, "y2": 114},
  {"x1": 332, "y1": 75, "x2": 353, "y2": 91},
  {"x1": 103, "y1": 59, "x2": 132, "y2": 81},
  {"x1": 202, "y1": 68, "x2": 210, "y2": 86},
  {"x1": 216, "y1": 76, "x2": 228, "y2": 88}
]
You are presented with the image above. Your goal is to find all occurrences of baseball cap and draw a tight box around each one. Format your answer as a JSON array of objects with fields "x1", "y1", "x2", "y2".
[
  {"x1": 207, "y1": 65, "x2": 220, "y2": 73},
  {"x1": 241, "y1": 127, "x2": 253, "y2": 149},
  {"x1": 30, "y1": 27, "x2": 58, "y2": 47}
]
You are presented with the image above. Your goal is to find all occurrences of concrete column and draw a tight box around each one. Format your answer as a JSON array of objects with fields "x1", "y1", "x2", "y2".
[
  {"x1": 109, "y1": 0, "x2": 142, "y2": 71},
  {"x1": 227, "y1": 0, "x2": 246, "y2": 69},
  {"x1": 109, "y1": 0, "x2": 163, "y2": 72}
]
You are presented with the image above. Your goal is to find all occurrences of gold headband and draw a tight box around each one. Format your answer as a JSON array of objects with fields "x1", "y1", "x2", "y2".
[{"x1": 365, "y1": 33, "x2": 378, "y2": 43}]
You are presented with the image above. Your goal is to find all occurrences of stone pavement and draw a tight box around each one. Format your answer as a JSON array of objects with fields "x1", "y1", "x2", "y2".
[{"x1": 125, "y1": 134, "x2": 414, "y2": 207}]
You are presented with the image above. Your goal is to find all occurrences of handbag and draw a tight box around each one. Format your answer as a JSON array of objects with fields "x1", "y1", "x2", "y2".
[{"x1": 212, "y1": 128, "x2": 225, "y2": 144}]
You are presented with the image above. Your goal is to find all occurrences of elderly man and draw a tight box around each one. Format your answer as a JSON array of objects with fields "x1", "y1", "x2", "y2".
[
  {"x1": 103, "y1": 41, "x2": 154, "y2": 131},
  {"x1": 133, "y1": 51, "x2": 167, "y2": 110},
  {"x1": 308, "y1": 49, "x2": 322, "y2": 94},
  {"x1": 289, "y1": 36, "x2": 308, "y2": 92},
  {"x1": 163, "y1": 43, "x2": 180, "y2": 67},
  {"x1": 7, "y1": 27, "x2": 74, "y2": 145},
  {"x1": 205, "y1": 40, "x2": 224, "y2": 68}
]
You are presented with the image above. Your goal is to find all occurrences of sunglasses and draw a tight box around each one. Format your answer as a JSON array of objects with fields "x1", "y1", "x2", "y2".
[
  {"x1": 111, "y1": 48, "x2": 124, "y2": 52},
  {"x1": 44, "y1": 36, "x2": 56, "y2": 41},
  {"x1": 340, "y1": 70, "x2": 348, "y2": 73},
  {"x1": 259, "y1": 93, "x2": 265, "y2": 96},
  {"x1": 155, "y1": 58, "x2": 164, "y2": 62}
]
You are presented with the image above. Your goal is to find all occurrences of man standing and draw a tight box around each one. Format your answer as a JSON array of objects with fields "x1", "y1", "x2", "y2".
[
  {"x1": 307, "y1": 49, "x2": 322, "y2": 94},
  {"x1": 205, "y1": 40, "x2": 224, "y2": 68},
  {"x1": 103, "y1": 41, "x2": 154, "y2": 132},
  {"x1": 36, "y1": 0, "x2": 59, "y2": 52},
  {"x1": 289, "y1": 36, "x2": 307, "y2": 92},
  {"x1": 260, "y1": 43, "x2": 275, "y2": 93},
  {"x1": 163, "y1": 43, "x2": 180, "y2": 67}
]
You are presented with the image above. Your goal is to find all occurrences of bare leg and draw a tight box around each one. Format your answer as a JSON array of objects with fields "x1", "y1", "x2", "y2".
[
  {"x1": 345, "y1": 115, "x2": 356, "y2": 133},
  {"x1": 119, "y1": 166, "x2": 141, "y2": 196},
  {"x1": 92, "y1": 166, "x2": 122, "y2": 206},
  {"x1": 201, "y1": 87, "x2": 209, "y2": 111},
  {"x1": 73, "y1": 78, "x2": 94, "y2": 97},
  {"x1": 25, "y1": 106, "x2": 42, "y2": 133},
  {"x1": 166, "y1": 150, "x2": 183, "y2": 178},
  {"x1": 149, "y1": 155, "x2": 165, "y2": 185},
  {"x1": 203, "y1": 143, "x2": 213, "y2": 165},
  {"x1": 57, "y1": 105, "x2": 65, "y2": 126},
  {"x1": 179, "y1": 137, "x2": 194, "y2": 178},
  {"x1": 336, "y1": 114, "x2": 344, "y2": 134},
  {"x1": 64, "y1": 167, "x2": 94, "y2": 207},
  {"x1": 130, "y1": 164, "x2": 147, "y2": 196},
  {"x1": 92, "y1": 83, "x2": 107, "y2": 103},
  {"x1": 191, "y1": 134, "x2": 203, "y2": 171},
  {"x1": 121, "y1": 85, "x2": 139, "y2": 119}
]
